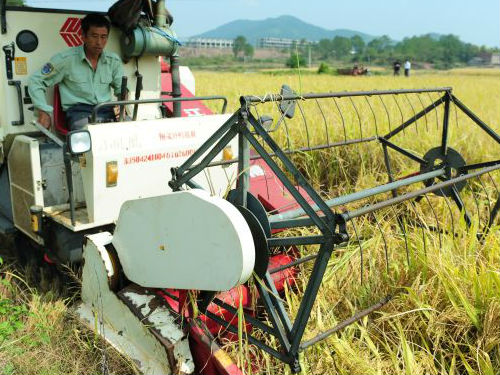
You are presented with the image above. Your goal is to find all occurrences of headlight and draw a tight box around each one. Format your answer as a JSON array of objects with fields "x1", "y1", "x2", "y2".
[{"x1": 67, "y1": 130, "x2": 92, "y2": 155}]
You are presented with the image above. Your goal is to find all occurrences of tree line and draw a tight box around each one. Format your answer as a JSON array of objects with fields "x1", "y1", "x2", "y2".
[
  {"x1": 232, "y1": 33, "x2": 499, "y2": 69},
  {"x1": 299, "y1": 34, "x2": 499, "y2": 68}
]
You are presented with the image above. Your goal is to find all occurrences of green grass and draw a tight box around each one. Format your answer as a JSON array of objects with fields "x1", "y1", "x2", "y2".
[{"x1": 0, "y1": 260, "x2": 137, "y2": 375}]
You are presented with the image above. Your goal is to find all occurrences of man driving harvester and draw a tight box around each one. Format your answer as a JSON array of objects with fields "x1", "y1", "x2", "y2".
[{"x1": 29, "y1": 13, "x2": 125, "y2": 130}]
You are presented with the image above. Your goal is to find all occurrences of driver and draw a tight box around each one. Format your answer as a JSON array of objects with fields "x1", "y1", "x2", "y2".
[{"x1": 28, "y1": 13, "x2": 125, "y2": 130}]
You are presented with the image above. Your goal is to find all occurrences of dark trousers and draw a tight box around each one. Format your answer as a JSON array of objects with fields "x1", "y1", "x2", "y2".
[
  {"x1": 404, "y1": 69, "x2": 410, "y2": 77},
  {"x1": 66, "y1": 103, "x2": 115, "y2": 131}
]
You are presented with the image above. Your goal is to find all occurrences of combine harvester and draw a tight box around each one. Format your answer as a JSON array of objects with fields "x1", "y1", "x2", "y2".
[{"x1": 1, "y1": 0, "x2": 499, "y2": 374}]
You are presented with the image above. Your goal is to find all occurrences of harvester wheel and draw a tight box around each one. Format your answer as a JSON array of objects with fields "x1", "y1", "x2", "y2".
[
  {"x1": 14, "y1": 234, "x2": 42, "y2": 285},
  {"x1": 39, "y1": 262, "x2": 63, "y2": 296},
  {"x1": 101, "y1": 244, "x2": 122, "y2": 292},
  {"x1": 14, "y1": 233, "x2": 33, "y2": 267},
  {"x1": 25, "y1": 255, "x2": 41, "y2": 286}
]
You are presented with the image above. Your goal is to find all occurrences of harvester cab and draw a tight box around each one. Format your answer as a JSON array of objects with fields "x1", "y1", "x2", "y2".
[
  {"x1": 0, "y1": 2, "x2": 243, "y2": 372},
  {"x1": 0, "y1": 0, "x2": 236, "y2": 257}
]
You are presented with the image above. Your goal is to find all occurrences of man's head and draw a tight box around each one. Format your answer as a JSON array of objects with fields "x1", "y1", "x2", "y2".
[{"x1": 81, "y1": 14, "x2": 110, "y2": 57}]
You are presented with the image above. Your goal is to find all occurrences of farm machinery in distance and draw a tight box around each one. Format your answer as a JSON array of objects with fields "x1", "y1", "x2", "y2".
[
  {"x1": 336, "y1": 64, "x2": 368, "y2": 75},
  {"x1": 2, "y1": 0, "x2": 500, "y2": 374}
]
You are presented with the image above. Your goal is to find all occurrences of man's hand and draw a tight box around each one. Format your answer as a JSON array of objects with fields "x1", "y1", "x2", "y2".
[
  {"x1": 37, "y1": 110, "x2": 51, "y2": 129},
  {"x1": 113, "y1": 105, "x2": 120, "y2": 119}
]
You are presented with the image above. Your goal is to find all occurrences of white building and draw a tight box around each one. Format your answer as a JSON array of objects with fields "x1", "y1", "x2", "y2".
[
  {"x1": 185, "y1": 38, "x2": 234, "y2": 49},
  {"x1": 491, "y1": 53, "x2": 500, "y2": 65},
  {"x1": 258, "y1": 37, "x2": 315, "y2": 49}
]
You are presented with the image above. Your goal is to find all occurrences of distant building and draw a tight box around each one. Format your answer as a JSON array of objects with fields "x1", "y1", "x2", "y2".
[
  {"x1": 491, "y1": 53, "x2": 500, "y2": 65},
  {"x1": 468, "y1": 56, "x2": 487, "y2": 66},
  {"x1": 468, "y1": 53, "x2": 500, "y2": 66},
  {"x1": 186, "y1": 38, "x2": 234, "y2": 49},
  {"x1": 258, "y1": 37, "x2": 314, "y2": 49}
]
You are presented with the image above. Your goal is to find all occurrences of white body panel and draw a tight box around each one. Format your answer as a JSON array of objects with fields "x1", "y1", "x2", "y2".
[
  {"x1": 112, "y1": 190, "x2": 255, "y2": 291},
  {"x1": 8, "y1": 136, "x2": 44, "y2": 243},
  {"x1": 79, "y1": 232, "x2": 194, "y2": 374},
  {"x1": 81, "y1": 114, "x2": 237, "y2": 224}
]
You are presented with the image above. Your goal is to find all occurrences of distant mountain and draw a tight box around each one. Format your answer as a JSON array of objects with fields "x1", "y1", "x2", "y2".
[{"x1": 191, "y1": 15, "x2": 375, "y2": 45}]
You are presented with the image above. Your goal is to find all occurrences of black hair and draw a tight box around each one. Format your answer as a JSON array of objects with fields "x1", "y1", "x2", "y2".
[{"x1": 81, "y1": 13, "x2": 111, "y2": 35}]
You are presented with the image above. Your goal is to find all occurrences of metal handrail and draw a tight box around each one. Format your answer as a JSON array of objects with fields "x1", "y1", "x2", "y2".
[
  {"x1": 31, "y1": 120, "x2": 64, "y2": 147},
  {"x1": 31, "y1": 121, "x2": 77, "y2": 225},
  {"x1": 1, "y1": 0, "x2": 6, "y2": 34},
  {"x1": 241, "y1": 87, "x2": 453, "y2": 105},
  {"x1": 91, "y1": 95, "x2": 228, "y2": 123}
]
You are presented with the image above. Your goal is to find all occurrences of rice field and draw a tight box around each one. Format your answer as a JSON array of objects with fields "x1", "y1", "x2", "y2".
[
  {"x1": 195, "y1": 69, "x2": 500, "y2": 118},
  {"x1": 1, "y1": 68, "x2": 499, "y2": 375},
  {"x1": 194, "y1": 68, "x2": 500, "y2": 374}
]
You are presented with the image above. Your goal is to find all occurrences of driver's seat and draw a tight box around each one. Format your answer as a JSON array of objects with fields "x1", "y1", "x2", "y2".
[{"x1": 53, "y1": 85, "x2": 69, "y2": 135}]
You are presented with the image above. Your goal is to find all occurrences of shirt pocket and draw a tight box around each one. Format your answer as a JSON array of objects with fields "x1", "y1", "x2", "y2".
[
  {"x1": 96, "y1": 74, "x2": 113, "y2": 99},
  {"x1": 100, "y1": 75, "x2": 112, "y2": 84},
  {"x1": 66, "y1": 74, "x2": 90, "y2": 99}
]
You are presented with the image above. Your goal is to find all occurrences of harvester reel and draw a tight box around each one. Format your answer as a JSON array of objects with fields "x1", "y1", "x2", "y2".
[
  {"x1": 421, "y1": 146, "x2": 467, "y2": 197},
  {"x1": 169, "y1": 86, "x2": 500, "y2": 373}
]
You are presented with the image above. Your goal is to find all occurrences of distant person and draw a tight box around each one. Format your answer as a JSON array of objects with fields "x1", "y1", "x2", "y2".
[
  {"x1": 404, "y1": 59, "x2": 411, "y2": 77},
  {"x1": 393, "y1": 60, "x2": 401, "y2": 76}
]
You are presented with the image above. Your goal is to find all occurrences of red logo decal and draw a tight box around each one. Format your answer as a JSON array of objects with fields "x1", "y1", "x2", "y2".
[{"x1": 60, "y1": 18, "x2": 83, "y2": 47}]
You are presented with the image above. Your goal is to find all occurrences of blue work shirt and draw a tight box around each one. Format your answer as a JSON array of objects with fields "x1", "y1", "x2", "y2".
[{"x1": 28, "y1": 45, "x2": 124, "y2": 113}]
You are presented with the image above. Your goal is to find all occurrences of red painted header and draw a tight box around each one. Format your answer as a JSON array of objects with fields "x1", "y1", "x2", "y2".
[{"x1": 161, "y1": 65, "x2": 214, "y2": 117}]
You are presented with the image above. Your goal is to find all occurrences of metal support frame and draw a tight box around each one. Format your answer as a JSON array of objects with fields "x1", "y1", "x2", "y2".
[
  {"x1": 237, "y1": 111, "x2": 249, "y2": 207},
  {"x1": 379, "y1": 137, "x2": 428, "y2": 165},
  {"x1": 171, "y1": 105, "x2": 347, "y2": 372},
  {"x1": 441, "y1": 92, "x2": 451, "y2": 157},
  {"x1": 344, "y1": 164, "x2": 500, "y2": 220},
  {"x1": 452, "y1": 94, "x2": 500, "y2": 145},
  {"x1": 243, "y1": 87, "x2": 452, "y2": 105},
  {"x1": 269, "y1": 168, "x2": 445, "y2": 223},
  {"x1": 168, "y1": 87, "x2": 500, "y2": 372},
  {"x1": 170, "y1": 55, "x2": 182, "y2": 117},
  {"x1": 383, "y1": 95, "x2": 446, "y2": 139}
]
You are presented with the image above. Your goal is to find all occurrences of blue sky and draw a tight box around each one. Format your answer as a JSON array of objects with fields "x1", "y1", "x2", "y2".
[{"x1": 26, "y1": 0, "x2": 500, "y2": 47}]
